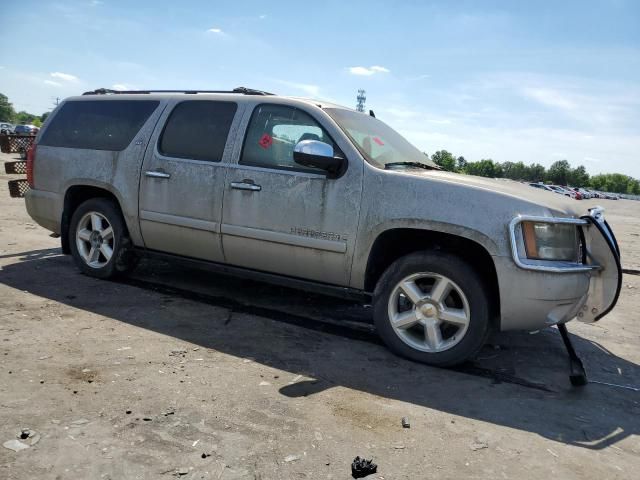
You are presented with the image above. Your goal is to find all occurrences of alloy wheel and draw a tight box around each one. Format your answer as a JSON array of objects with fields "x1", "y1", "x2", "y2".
[
  {"x1": 75, "y1": 211, "x2": 115, "y2": 269},
  {"x1": 387, "y1": 272, "x2": 471, "y2": 353}
]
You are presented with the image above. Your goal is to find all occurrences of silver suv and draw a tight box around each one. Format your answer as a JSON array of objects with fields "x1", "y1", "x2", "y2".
[{"x1": 23, "y1": 88, "x2": 621, "y2": 367}]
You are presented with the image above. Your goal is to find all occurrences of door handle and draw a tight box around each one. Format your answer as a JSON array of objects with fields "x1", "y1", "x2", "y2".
[
  {"x1": 231, "y1": 181, "x2": 261, "y2": 192},
  {"x1": 145, "y1": 170, "x2": 171, "y2": 179}
]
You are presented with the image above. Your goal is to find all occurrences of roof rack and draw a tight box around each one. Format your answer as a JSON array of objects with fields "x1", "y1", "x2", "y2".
[{"x1": 82, "y1": 87, "x2": 275, "y2": 96}]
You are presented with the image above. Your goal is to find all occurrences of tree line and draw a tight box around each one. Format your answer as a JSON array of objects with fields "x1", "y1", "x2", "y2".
[
  {"x1": 0, "y1": 93, "x2": 49, "y2": 128},
  {"x1": 429, "y1": 150, "x2": 640, "y2": 195}
]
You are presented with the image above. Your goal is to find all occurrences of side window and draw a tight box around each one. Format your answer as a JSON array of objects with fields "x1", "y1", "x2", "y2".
[
  {"x1": 39, "y1": 100, "x2": 159, "y2": 151},
  {"x1": 159, "y1": 101, "x2": 237, "y2": 162},
  {"x1": 240, "y1": 104, "x2": 336, "y2": 172}
]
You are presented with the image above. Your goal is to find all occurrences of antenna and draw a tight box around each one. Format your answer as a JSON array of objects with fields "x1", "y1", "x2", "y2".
[{"x1": 356, "y1": 89, "x2": 366, "y2": 112}]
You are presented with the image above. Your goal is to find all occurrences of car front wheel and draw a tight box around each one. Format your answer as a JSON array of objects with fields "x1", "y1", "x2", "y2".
[{"x1": 373, "y1": 251, "x2": 492, "y2": 367}]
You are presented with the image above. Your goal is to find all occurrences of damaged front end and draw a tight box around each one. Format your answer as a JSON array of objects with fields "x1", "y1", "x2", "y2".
[
  {"x1": 577, "y1": 207, "x2": 622, "y2": 323},
  {"x1": 507, "y1": 206, "x2": 622, "y2": 327}
]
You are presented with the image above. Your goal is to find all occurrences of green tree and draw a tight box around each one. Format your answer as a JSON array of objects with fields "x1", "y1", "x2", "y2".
[
  {"x1": 465, "y1": 159, "x2": 501, "y2": 178},
  {"x1": 590, "y1": 173, "x2": 637, "y2": 194},
  {"x1": 626, "y1": 179, "x2": 640, "y2": 195},
  {"x1": 0, "y1": 93, "x2": 16, "y2": 122},
  {"x1": 527, "y1": 163, "x2": 546, "y2": 182},
  {"x1": 501, "y1": 161, "x2": 528, "y2": 180},
  {"x1": 567, "y1": 165, "x2": 589, "y2": 187},
  {"x1": 546, "y1": 160, "x2": 571, "y2": 185},
  {"x1": 431, "y1": 150, "x2": 457, "y2": 172},
  {"x1": 15, "y1": 111, "x2": 37, "y2": 125},
  {"x1": 456, "y1": 156, "x2": 467, "y2": 171},
  {"x1": 41, "y1": 111, "x2": 50, "y2": 123}
]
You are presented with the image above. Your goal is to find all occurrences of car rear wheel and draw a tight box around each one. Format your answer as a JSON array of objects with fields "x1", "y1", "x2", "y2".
[
  {"x1": 69, "y1": 198, "x2": 137, "y2": 279},
  {"x1": 373, "y1": 251, "x2": 491, "y2": 367}
]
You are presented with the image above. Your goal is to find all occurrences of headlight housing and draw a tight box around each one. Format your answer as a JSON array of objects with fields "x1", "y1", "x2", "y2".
[{"x1": 521, "y1": 221, "x2": 580, "y2": 262}]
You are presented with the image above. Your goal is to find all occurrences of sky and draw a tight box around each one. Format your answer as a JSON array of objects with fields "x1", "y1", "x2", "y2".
[{"x1": 1, "y1": 0, "x2": 639, "y2": 177}]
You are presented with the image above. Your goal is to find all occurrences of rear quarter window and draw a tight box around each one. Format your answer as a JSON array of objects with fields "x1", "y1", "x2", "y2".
[{"x1": 39, "y1": 100, "x2": 160, "y2": 151}]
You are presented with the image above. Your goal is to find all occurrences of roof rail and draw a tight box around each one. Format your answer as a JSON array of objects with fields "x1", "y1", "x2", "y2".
[{"x1": 82, "y1": 87, "x2": 275, "y2": 96}]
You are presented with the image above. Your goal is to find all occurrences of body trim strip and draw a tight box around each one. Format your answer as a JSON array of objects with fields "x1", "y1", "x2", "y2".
[
  {"x1": 221, "y1": 224, "x2": 347, "y2": 253},
  {"x1": 140, "y1": 210, "x2": 220, "y2": 233}
]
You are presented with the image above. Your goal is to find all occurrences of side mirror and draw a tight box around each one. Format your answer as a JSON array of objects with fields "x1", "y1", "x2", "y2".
[{"x1": 293, "y1": 140, "x2": 346, "y2": 178}]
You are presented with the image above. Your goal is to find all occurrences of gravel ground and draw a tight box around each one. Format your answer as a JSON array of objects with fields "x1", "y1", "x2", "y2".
[{"x1": 1, "y1": 151, "x2": 639, "y2": 479}]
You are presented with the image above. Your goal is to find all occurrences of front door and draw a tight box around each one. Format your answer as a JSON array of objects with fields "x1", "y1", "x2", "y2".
[
  {"x1": 221, "y1": 103, "x2": 363, "y2": 286},
  {"x1": 139, "y1": 100, "x2": 240, "y2": 262}
]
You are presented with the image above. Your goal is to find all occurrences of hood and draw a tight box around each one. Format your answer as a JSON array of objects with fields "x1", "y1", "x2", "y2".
[{"x1": 396, "y1": 169, "x2": 583, "y2": 217}]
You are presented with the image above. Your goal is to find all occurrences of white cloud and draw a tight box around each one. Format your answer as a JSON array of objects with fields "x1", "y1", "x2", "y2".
[
  {"x1": 207, "y1": 28, "x2": 224, "y2": 34},
  {"x1": 522, "y1": 87, "x2": 575, "y2": 110},
  {"x1": 259, "y1": 14, "x2": 267, "y2": 19},
  {"x1": 348, "y1": 65, "x2": 390, "y2": 76},
  {"x1": 89, "y1": 0, "x2": 103, "y2": 5},
  {"x1": 50, "y1": 72, "x2": 79, "y2": 83},
  {"x1": 44, "y1": 80, "x2": 62, "y2": 87}
]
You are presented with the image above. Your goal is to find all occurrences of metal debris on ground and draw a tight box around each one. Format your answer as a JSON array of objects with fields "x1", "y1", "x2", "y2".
[
  {"x1": 469, "y1": 441, "x2": 488, "y2": 451},
  {"x1": 3, "y1": 429, "x2": 41, "y2": 451},
  {"x1": 590, "y1": 380, "x2": 640, "y2": 392},
  {"x1": 3, "y1": 439, "x2": 30, "y2": 452},
  {"x1": 401, "y1": 417, "x2": 410, "y2": 428},
  {"x1": 351, "y1": 456, "x2": 377, "y2": 478}
]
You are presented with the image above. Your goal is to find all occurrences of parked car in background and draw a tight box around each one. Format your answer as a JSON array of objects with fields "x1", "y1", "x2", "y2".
[
  {"x1": 14, "y1": 124, "x2": 39, "y2": 135},
  {"x1": 0, "y1": 122, "x2": 15, "y2": 134},
  {"x1": 548, "y1": 185, "x2": 581, "y2": 199},
  {"x1": 585, "y1": 189, "x2": 600, "y2": 198},
  {"x1": 571, "y1": 187, "x2": 591, "y2": 199},
  {"x1": 528, "y1": 182, "x2": 555, "y2": 192}
]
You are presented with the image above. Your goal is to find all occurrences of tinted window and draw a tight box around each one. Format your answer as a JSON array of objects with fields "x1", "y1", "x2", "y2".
[
  {"x1": 40, "y1": 100, "x2": 159, "y2": 150},
  {"x1": 159, "y1": 101, "x2": 237, "y2": 162},
  {"x1": 240, "y1": 104, "x2": 336, "y2": 173}
]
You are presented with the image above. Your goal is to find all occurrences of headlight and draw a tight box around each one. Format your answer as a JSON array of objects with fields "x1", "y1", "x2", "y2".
[{"x1": 521, "y1": 221, "x2": 580, "y2": 261}]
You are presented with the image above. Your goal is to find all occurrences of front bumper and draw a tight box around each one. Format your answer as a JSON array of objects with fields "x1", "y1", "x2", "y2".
[
  {"x1": 577, "y1": 207, "x2": 622, "y2": 322},
  {"x1": 498, "y1": 207, "x2": 622, "y2": 331}
]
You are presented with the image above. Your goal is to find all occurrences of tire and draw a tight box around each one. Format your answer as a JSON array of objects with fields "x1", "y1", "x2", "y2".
[
  {"x1": 373, "y1": 251, "x2": 491, "y2": 367},
  {"x1": 68, "y1": 198, "x2": 137, "y2": 279}
]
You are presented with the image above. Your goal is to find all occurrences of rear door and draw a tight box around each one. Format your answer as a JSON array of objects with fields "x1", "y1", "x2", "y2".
[
  {"x1": 138, "y1": 99, "x2": 241, "y2": 261},
  {"x1": 220, "y1": 103, "x2": 363, "y2": 286}
]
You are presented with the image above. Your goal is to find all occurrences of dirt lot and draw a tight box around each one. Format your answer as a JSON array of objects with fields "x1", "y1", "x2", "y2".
[{"x1": 1, "y1": 150, "x2": 639, "y2": 479}]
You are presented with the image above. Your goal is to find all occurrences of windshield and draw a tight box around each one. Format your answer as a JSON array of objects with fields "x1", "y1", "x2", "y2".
[{"x1": 325, "y1": 108, "x2": 438, "y2": 169}]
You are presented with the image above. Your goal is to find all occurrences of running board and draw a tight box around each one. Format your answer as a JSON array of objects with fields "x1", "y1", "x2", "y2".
[{"x1": 134, "y1": 248, "x2": 371, "y2": 302}]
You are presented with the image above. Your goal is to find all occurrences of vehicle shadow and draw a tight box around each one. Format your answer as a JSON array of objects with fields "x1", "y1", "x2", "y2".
[{"x1": 1, "y1": 248, "x2": 639, "y2": 450}]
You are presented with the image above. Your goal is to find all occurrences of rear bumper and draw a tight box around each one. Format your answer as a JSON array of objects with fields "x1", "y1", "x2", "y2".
[
  {"x1": 25, "y1": 188, "x2": 62, "y2": 234},
  {"x1": 498, "y1": 208, "x2": 622, "y2": 331}
]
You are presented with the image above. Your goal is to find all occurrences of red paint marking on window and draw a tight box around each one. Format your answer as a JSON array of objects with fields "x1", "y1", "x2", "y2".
[
  {"x1": 258, "y1": 133, "x2": 273, "y2": 149},
  {"x1": 373, "y1": 137, "x2": 384, "y2": 146}
]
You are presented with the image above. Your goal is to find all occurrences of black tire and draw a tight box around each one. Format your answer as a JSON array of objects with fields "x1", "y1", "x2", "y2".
[
  {"x1": 373, "y1": 251, "x2": 492, "y2": 367},
  {"x1": 68, "y1": 198, "x2": 137, "y2": 279}
]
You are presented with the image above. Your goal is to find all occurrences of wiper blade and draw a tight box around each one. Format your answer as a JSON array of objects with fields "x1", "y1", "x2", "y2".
[{"x1": 384, "y1": 162, "x2": 440, "y2": 170}]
